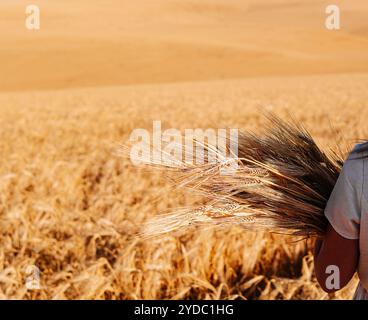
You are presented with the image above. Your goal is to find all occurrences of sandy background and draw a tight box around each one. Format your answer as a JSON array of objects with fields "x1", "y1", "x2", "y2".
[{"x1": 1, "y1": 0, "x2": 368, "y2": 91}]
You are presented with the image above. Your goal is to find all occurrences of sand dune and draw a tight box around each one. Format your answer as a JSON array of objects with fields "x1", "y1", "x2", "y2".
[{"x1": 1, "y1": 0, "x2": 368, "y2": 91}]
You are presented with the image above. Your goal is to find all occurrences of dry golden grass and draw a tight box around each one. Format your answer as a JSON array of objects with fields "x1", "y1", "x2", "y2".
[
  {"x1": 1, "y1": 0, "x2": 368, "y2": 300},
  {"x1": 0, "y1": 73, "x2": 367, "y2": 299}
]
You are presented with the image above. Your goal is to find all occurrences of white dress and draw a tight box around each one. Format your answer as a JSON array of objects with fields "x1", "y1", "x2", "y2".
[{"x1": 324, "y1": 143, "x2": 368, "y2": 299}]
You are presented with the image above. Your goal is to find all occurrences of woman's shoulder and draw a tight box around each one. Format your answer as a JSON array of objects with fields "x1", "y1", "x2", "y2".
[
  {"x1": 350, "y1": 142, "x2": 368, "y2": 155},
  {"x1": 344, "y1": 143, "x2": 367, "y2": 189}
]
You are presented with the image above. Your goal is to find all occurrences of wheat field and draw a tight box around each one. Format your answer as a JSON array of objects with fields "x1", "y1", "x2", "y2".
[{"x1": 1, "y1": 0, "x2": 368, "y2": 299}]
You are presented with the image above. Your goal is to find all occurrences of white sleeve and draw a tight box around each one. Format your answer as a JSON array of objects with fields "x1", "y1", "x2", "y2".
[{"x1": 324, "y1": 160, "x2": 362, "y2": 240}]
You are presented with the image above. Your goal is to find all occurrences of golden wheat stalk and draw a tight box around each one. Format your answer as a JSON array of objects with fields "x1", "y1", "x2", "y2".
[{"x1": 123, "y1": 115, "x2": 345, "y2": 238}]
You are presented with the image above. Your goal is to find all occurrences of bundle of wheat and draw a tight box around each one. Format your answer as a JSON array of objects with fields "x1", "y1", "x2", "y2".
[{"x1": 124, "y1": 115, "x2": 345, "y2": 238}]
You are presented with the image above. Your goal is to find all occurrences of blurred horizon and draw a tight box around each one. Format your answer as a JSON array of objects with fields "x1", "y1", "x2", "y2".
[{"x1": 1, "y1": 0, "x2": 368, "y2": 92}]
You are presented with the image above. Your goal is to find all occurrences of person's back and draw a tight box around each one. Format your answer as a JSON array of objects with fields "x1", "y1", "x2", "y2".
[{"x1": 314, "y1": 142, "x2": 368, "y2": 299}]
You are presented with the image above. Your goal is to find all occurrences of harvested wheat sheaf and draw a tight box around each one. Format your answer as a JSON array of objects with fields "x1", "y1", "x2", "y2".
[{"x1": 124, "y1": 115, "x2": 345, "y2": 239}]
